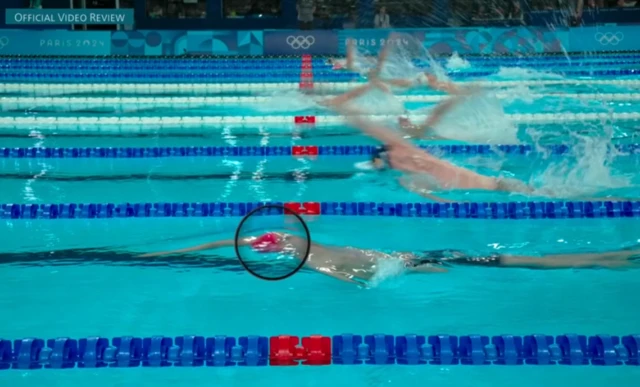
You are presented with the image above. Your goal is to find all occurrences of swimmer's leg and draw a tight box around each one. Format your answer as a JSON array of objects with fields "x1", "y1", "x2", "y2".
[
  {"x1": 407, "y1": 264, "x2": 449, "y2": 273},
  {"x1": 400, "y1": 252, "x2": 450, "y2": 273},
  {"x1": 371, "y1": 32, "x2": 401, "y2": 78},
  {"x1": 415, "y1": 94, "x2": 469, "y2": 137},
  {"x1": 500, "y1": 250, "x2": 640, "y2": 269}
]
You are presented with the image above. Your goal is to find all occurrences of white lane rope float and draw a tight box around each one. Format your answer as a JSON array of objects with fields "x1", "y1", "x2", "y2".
[
  {"x1": 0, "y1": 112, "x2": 637, "y2": 131},
  {"x1": 2, "y1": 92, "x2": 640, "y2": 110},
  {"x1": 1, "y1": 79, "x2": 640, "y2": 95}
]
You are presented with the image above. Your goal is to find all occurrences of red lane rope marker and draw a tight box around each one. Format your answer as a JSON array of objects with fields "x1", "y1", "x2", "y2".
[
  {"x1": 297, "y1": 56, "x2": 317, "y2": 125},
  {"x1": 293, "y1": 116, "x2": 316, "y2": 124},
  {"x1": 269, "y1": 335, "x2": 331, "y2": 366},
  {"x1": 283, "y1": 201, "x2": 321, "y2": 215},
  {"x1": 299, "y1": 54, "x2": 314, "y2": 90}
]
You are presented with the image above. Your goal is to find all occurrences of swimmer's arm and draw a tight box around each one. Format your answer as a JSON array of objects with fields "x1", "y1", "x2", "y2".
[
  {"x1": 371, "y1": 32, "x2": 401, "y2": 78},
  {"x1": 398, "y1": 177, "x2": 454, "y2": 203},
  {"x1": 139, "y1": 238, "x2": 252, "y2": 258},
  {"x1": 346, "y1": 39, "x2": 355, "y2": 71},
  {"x1": 415, "y1": 94, "x2": 466, "y2": 134},
  {"x1": 428, "y1": 78, "x2": 459, "y2": 94},
  {"x1": 320, "y1": 83, "x2": 375, "y2": 108},
  {"x1": 337, "y1": 106, "x2": 415, "y2": 149},
  {"x1": 313, "y1": 266, "x2": 363, "y2": 285}
]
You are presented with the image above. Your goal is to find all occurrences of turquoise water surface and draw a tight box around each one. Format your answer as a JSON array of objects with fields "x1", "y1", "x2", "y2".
[{"x1": 1, "y1": 55, "x2": 640, "y2": 386}]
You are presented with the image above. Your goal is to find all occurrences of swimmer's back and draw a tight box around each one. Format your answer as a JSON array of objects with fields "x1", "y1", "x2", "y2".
[{"x1": 389, "y1": 149, "x2": 500, "y2": 190}]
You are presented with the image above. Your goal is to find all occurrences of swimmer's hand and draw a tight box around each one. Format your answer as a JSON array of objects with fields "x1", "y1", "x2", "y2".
[
  {"x1": 139, "y1": 239, "x2": 243, "y2": 258},
  {"x1": 398, "y1": 177, "x2": 454, "y2": 203}
]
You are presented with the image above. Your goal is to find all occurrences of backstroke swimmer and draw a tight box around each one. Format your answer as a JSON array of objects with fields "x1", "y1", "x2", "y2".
[
  {"x1": 140, "y1": 232, "x2": 640, "y2": 286},
  {"x1": 332, "y1": 98, "x2": 637, "y2": 202}
]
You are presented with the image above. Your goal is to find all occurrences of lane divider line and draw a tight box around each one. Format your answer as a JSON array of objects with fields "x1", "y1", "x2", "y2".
[
  {"x1": 2, "y1": 144, "x2": 640, "y2": 159},
  {"x1": 0, "y1": 334, "x2": 638, "y2": 368},
  {"x1": 2, "y1": 68, "x2": 639, "y2": 80},
  {"x1": 0, "y1": 112, "x2": 636, "y2": 128},
  {"x1": 3, "y1": 79, "x2": 640, "y2": 94},
  {"x1": 3, "y1": 92, "x2": 640, "y2": 109},
  {"x1": 2, "y1": 201, "x2": 639, "y2": 220}
]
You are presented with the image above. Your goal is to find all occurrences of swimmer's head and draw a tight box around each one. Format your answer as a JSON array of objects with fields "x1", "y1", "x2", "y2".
[
  {"x1": 397, "y1": 115, "x2": 411, "y2": 128},
  {"x1": 251, "y1": 232, "x2": 283, "y2": 253},
  {"x1": 250, "y1": 232, "x2": 307, "y2": 258},
  {"x1": 371, "y1": 145, "x2": 390, "y2": 170}
]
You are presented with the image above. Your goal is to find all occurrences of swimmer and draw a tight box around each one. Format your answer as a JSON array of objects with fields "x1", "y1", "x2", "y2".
[
  {"x1": 335, "y1": 103, "x2": 563, "y2": 201},
  {"x1": 325, "y1": 39, "x2": 359, "y2": 72},
  {"x1": 140, "y1": 232, "x2": 640, "y2": 285},
  {"x1": 349, "y1": 112, "x2": 634, "y2": 201}
]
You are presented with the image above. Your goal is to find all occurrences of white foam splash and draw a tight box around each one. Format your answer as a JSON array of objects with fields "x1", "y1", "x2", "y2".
[
  {"x1": 495, "y1": 67, "x2": 565, "y2": 80},
  {"x1": 425, "y1": 91, "x2": 519, "y2": 144},
  {"x1": 446, "y1": 52, "x2": 471, "y2": 70},
  {"x1": 369, "y1": 258, "x2": 406, "y2": 288},
  {"x1": 532, "y1": 127, "x2": 630, "y2": 198}
]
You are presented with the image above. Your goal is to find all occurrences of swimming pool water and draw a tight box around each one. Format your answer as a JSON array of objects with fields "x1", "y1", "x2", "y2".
[{"x1": 1, "y1": 55, "x2": 640, "y2": 386}]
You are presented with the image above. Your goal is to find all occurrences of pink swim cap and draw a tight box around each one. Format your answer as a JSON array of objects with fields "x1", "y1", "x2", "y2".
[{"x1": 251, "y1": 232, "x2": 282, "y2": 253}]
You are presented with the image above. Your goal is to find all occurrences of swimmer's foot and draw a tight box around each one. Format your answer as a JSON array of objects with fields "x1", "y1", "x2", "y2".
[
  {"x1": 501, "y1": 251, "x2": 640, "y2": 270},
  {"x1": 407, "y1": 264, "x2": 448, "y2": 273}
]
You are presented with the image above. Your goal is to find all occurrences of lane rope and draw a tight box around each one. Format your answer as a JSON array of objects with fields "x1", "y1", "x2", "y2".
[
  {"x1": 2, "y1": 144, "x2": 639, "y2": 159},
  {"x1": 2, "y1": 201, "x2": 639, "y2": 220},
  {"x1": 2, "y1": 79, "x2": 640, "y2": 94},
  {"x1": 3, "y1": 92, "x2": 640, "y2": 110},
  {"x1": 0, "y1": 112, "x2": 636, "y2": 129},
  {"x1": 0, "y1": 334, "x2": 638, "y2": 368}
]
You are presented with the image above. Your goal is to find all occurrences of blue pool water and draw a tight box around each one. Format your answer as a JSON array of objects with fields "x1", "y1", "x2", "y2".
[{"x1": 1, "y1": 55, "x2": 640, "y2": 386}]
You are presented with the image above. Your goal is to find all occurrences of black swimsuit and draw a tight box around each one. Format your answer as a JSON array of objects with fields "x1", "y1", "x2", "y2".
[{"x1": 406, "y1": 249, "x2": 504, "y2": 268}]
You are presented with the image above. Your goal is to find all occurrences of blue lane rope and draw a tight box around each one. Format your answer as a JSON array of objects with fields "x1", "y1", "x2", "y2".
[
  {"x1": 2, "y1": 201, "x2": 640, "y2": 220},
  {"x1": 2, "y1": 144, "x2": 639, "y2": 159},
  {"x1": 0, "y1": 334, "x2": 638, "y2": 369},
  {"x1": 1, "y1": 69, "x2": 640, "y2": 81}
]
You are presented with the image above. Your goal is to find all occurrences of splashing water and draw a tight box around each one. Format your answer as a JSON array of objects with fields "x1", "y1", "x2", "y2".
[
  {"x1": 445, "y1": 52, "x2": 471, "y2": 70},
  {"x1": 531, "y1": 127, "x2": 630, "y2": 198},
  {"x1": 369, "y1": 258, "x2": 406, "y2": 288},
  {"x1": 353, "y1": 89, "x2": 406, "y2": 115},
  {"x1": 495, "y1": 67, "x2": 565, "y2": 80},
  {"x1": 424, "y1": 91, "x2": 519, "y2": 144},
  {"x1": 375, "y1": 33, "x2": 448, "y2": 82}
]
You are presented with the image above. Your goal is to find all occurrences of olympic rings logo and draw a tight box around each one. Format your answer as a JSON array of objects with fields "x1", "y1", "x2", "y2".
[
  {"x1": 0, "y1": 37, "x2": 9, "y2": 50},
  {"x1": 286, "y1": 35, "x2": 315, "y2": 50},
  {"x1": 595, "y1": 32, "x2": 624, "y2": 46}
]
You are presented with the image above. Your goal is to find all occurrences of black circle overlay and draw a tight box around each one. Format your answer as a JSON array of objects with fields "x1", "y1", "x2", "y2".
[{"x1": 234, "y1": 204, "x2": 311, "y2": 281}]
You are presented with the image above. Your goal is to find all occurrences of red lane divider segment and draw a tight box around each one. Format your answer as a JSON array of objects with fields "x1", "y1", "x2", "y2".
[
  {"x1": 294, "y1": 116, "x2": 316, "y2": 124},
  {"x1": 299, "y1": 54, "x2": 314, "y2": 90},
  {"x1": 269, "y1": 335, "x2": 331, "y2": 366},
  {"x1": 291, "y1": 145, "x2": 319, "y2": 156},
  {"x1": 284, "y1": 202, "x2": 321, "y2": 215}
]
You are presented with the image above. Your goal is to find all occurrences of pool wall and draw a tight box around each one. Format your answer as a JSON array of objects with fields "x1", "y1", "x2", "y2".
[{"x1": 0, "y1": 26, "x2": 637, "y2": 56}]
